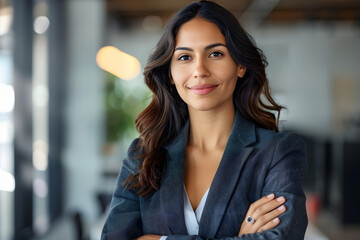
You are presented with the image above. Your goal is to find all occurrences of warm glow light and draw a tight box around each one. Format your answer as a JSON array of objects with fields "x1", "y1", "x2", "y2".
[
  {"x1": 0, "y1": 7, "x2": 13, "y2": 36},
  {"x1": 96, "y1": 46, "x2": 141, "y2": 80},
  {"x1": 0, "y1": 15, "x2": 11, "y2": 36},
  {"x1": 0, "y1": 169, "x2": 15, "y2": 192},
  {"x1": 0, "y1": 83, "x2": 15, "y2": 113}
]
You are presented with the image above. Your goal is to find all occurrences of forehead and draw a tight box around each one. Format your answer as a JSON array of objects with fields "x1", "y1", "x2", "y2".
[{"x1": 175, "y1": 17, "x2": 226, "y2": 47}]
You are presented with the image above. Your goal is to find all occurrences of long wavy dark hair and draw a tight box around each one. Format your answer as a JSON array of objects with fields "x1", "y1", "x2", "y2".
[{"x1": 125, "y1": 0, "x2": 284, "y2": 196}]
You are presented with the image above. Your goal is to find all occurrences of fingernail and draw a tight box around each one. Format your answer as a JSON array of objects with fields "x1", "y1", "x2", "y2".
[
  {"x1": 277, "y1": 205, "x2": 285, "y2": 211},
  {"x1": 267, "y1": 193, "x2": 274, "y2": 199},
  {"x1": 273, "y1": 217, "x2": 280, "y2": 223},
  {"x1": 276, "y1": 196, "x2": 285, "y2": 202}
]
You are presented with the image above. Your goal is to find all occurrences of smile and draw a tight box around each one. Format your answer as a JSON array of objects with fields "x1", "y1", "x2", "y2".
[{"x1": 188, "y1": 84, "x2": 219, "y2": 95}]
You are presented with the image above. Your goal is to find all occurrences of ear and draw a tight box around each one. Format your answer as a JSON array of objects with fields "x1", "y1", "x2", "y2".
[{"x1": 237, "y1": 64, "x2": 246, "y2": 78}]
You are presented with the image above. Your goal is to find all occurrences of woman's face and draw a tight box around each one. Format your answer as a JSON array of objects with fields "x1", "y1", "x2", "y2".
[{"x1": 170, "y1": 17, "x2": 246, "y2": 113}]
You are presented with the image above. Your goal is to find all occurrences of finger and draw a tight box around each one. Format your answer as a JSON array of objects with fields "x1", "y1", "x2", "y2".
[
  {"x1": 249, "y1": 193, "x2": 275, "y2": 209},
  {"x1": 240, "y1": 195, "x2": 286, "y2": 236},
  {"x1": 238, "y1": 203, "x2": 285, "y2": 237},
  {"x1": 250, "y1": 196, "x2": 286, "y2": 220},
  {"x1": 253, "y1": 204, "x2": 286, "y2": 229},
  {"x1": 257, "y1": 217, "x2": 281, "y2": 233}
]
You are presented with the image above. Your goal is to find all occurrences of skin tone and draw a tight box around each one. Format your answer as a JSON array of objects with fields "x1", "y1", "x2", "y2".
[
  {"x1": 171, "y1": 16, "x2": 245, "y2": 210},
  {"x1": 137, "y1": 17, "x2": 286, "y2": 240}
]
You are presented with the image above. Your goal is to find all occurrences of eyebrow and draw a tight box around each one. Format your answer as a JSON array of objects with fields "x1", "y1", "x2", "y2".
[{"x1": 174, "y1": 43, "x2": 227, "y2": 52}]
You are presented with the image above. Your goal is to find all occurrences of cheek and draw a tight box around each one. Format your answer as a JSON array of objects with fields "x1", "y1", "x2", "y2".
[
  {"x1": 170, "y1": 69, "x2": 188, "y2": 101},
  {"x1": 170, "y1": 64, "x2": 188, "y2": 86},
  {"x1": 172, "y1": 80, "x2": 187, "y2": 97},
  {"x1": 220, "y1": 68, "x2": 239, "y2": 94},
  {"x1": 219, "y1": 67, "x2": 239, "y2": 84}
]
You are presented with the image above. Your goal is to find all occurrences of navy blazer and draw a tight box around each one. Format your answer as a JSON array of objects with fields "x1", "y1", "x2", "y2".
[{"x1": 101, "y1": 113, "x2": 308, "y2": 240}]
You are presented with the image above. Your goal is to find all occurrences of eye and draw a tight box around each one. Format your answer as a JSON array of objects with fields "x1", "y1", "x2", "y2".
[
  {"x1": 178, "y1": 55, "x2": 192, "y2": 61},
  {"x1": 209, "y1": 51, "x2": 224, "y2": 58}
]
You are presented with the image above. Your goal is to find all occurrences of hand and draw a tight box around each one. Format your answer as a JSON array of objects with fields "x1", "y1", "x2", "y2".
[
  {"x1": 136, "y1": 235, "x2": 162, "y2": 240},
  {"x1": 238, "y1": 193, "x2": 286, "y2": 236}
]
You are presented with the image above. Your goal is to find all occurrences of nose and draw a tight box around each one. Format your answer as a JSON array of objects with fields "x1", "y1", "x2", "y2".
[{"x1": 193, "y1": 57, "x2": 210, "y2": 78}]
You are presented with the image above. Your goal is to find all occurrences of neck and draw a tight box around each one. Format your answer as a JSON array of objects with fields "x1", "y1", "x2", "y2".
[{"x1": 188, "y1": 104, "x2": 235, "y2": 151}]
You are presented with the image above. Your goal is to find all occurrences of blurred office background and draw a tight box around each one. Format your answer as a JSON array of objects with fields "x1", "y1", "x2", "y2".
[{"x1": 0, "y1": 0, "x2": 360, "y2": 239}]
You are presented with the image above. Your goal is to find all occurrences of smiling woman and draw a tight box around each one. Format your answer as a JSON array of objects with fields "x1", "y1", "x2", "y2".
[
  {"x1": 101, "y1": 1, "x2": 307, "y2": 240},
  {"x1": 170, "y1": 17, "x2": 246, "y2": 113}
]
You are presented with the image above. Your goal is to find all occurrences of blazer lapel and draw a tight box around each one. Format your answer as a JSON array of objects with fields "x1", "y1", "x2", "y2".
[
  {"x1": 160, "y1": 121, "x2": 190, "y2": 235},
  {"x1": 199, "y1": 113, "x2": 256, "y2": 238}
]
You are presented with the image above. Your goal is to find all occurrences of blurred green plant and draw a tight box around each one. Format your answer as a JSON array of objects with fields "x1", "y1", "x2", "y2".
[{"x1": 104, "y1": 72, "x2": 149, "y2": 145}]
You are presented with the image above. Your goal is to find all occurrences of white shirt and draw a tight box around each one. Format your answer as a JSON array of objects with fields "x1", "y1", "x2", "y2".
[{"x1": 160, "y1": 186, "x2": 210, "y2": 239}]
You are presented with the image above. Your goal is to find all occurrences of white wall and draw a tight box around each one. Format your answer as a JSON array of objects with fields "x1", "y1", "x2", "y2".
[{"x1": 252, "y1": 22, "x2": 360, "y2": 137}]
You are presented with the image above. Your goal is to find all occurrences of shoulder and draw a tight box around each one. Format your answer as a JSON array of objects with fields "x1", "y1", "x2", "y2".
[
  {"x1": 256, "y1": 128, "x2": 307, "y2": 172},
  {"x1": 254, "y1": 128, "x2": 307, "y2": 168},
  {"x1": 255, "y1": 127, "x2": 305, "y2": 152}
]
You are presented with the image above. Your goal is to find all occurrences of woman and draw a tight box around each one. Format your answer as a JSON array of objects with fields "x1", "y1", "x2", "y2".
[{"x1": 101, "y1": 1, "x2": 307, "y2": 239}]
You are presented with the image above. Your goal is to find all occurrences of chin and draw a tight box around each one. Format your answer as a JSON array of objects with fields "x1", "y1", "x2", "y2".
[{"x1": 187, "y1": 104, "x2": 219, "y2": 112}]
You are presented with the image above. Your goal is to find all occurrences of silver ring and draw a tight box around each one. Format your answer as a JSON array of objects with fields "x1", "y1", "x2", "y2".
[{"x1": 246, "y1": 216, "x2": 255, "y2": 224}]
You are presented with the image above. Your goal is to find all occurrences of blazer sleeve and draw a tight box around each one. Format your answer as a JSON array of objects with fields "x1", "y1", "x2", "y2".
[
  {"x1": 166, "y1": 133, "x2": 308, "y2": 240},
  {"x1": 258, "y1": 132, "x2": 308, "y2": 239},
  {"x1": 101, "y1": 139, "x2": 143, "y2": 240}
]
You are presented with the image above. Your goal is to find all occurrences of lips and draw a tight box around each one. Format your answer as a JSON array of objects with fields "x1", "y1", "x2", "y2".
[{"x1": 188, "y1": 84, "x2": 218, "y2": 95}]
